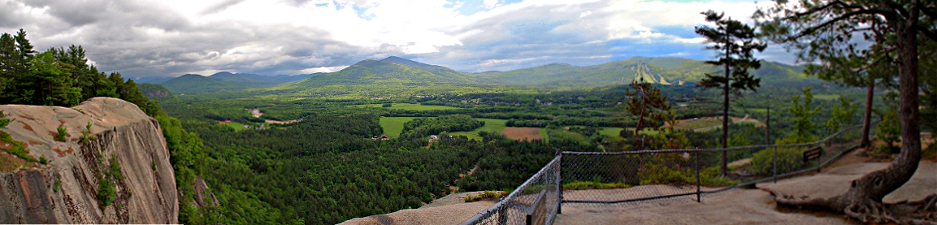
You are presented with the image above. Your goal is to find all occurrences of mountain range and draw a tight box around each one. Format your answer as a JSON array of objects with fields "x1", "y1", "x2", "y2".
[{"x1": 143, "y1": 56, "x2": 818, "y2": 94}]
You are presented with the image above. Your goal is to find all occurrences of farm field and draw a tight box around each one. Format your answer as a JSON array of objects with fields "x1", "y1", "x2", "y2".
[
  {"x1": 598, "y1": 127, "x2": 624, "y2": 139},
  {"x1": 224, "y1": 122, "x2": 248, "y2": 131},
  {"x1": 379, "y1": 117, "x2": 419, "y2": 138},
  {"x1": 449, "y1": 118, "x2": 508, "y2": 141},
  {"x1": 501, "y1": 127, "x2": 543, "y2": 141},
  {"x1": 352, "y1": 103, "x2": 460, "y2": 111}
]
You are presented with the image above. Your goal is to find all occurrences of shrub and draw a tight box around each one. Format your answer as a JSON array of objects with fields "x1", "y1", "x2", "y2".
[
  {"x1": 97, "y1": 178, "x2": 116, "y2": 207},
  {"x1": 749, "y1": 147, "x2": 804, "y2": 175},
  {"x1": 464, "y1": 190, "x2": 506, "y2": 202},
  {"x1": 53, "y1": 179, "x2": 61, "y2": 192},
  {"x1": 640, "y1": 162, "x2": 694, "y2": 185},
  {"x1": 55, "y1": 125, "x2": 67, "y2": 142},
  {"x1": 39, "y1": 155, "x2": 47, "y2": 165},
  {"x1": 97, "y1": 154, "x2": 123, "y2": 208},
  {"x1": 382, "y1": 103, "x2": 392, "y2": 108},
  {"x1": 563, "y1": 181, "x2": 630, "y2": 190}
]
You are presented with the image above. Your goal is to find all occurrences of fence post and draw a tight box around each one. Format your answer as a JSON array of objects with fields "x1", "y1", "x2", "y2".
[
  {"x1": 556, "y1": 149, "x2": 562, "y2": 215},
  {"x1": 695, "y1": 149, "x2": 701, "y2": 203},
  {"x1": 773, "y1": 146, "x2": 778, "y2": 183},
  {"x1": 817, "y1": 145, "x2": 822, "y2": 173}
]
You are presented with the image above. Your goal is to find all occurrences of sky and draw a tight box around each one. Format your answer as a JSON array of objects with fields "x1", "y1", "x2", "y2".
[{"x1": 0, "y1": 0, "x2": 794, "y2": 78}]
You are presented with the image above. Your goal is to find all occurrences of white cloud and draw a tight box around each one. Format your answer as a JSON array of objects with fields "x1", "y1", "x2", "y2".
[
  {"x1": 0, "y1": 0, "x2": 792, "y2": 77},
  {"x1": 483, "y1": 0, "x2": 498, "y2": 9}
]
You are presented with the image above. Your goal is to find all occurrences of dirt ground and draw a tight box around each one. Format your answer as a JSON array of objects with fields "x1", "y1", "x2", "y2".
[{"x1": 501, "y1": 127, "x2": 542, "y2": 141}]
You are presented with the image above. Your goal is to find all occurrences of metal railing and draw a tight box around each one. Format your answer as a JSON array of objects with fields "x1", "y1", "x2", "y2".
[
  {"x1": 460, "y1": 154, "x2": 562, "y2": 225},
  {"x1": 461, "y1": 124, "x2": 872, "y2": 224}
]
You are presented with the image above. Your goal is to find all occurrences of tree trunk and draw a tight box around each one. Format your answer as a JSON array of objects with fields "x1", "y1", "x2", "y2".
[
  {"x1": 861, "y1": 80, "x2": 874, "y2": 147},
  {"x1": 775, "y1": 8, "x2": 923, "y2": 223},
  {"x1": 721, "y1": 62, "x2": 730, "y2": 176}
]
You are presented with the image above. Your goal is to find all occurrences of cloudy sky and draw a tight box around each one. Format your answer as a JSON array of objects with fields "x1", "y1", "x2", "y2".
[{"x1": 0, "y1": 0, "x2": 792, "y2": 78}]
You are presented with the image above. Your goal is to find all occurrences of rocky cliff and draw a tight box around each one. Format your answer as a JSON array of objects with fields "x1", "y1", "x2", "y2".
[{"x1": 0, "y1": 97, "x2": 178, "y2": 223}]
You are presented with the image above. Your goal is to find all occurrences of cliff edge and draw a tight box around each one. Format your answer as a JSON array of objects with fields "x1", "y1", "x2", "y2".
[{"x1": 0, "y1": 97, "x2": 178, "y2": 223}]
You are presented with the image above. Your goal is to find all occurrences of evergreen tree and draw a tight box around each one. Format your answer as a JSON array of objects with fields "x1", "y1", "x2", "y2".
[
  {"x1": 30, "y1": 52, "x2": 81, "y2": 106},
  {"x1": 695, "y1": 10, "x2": 766, "y2": 175},
  {"x1": 624, "y1": 79, "x2": 670, "y2": 150}
]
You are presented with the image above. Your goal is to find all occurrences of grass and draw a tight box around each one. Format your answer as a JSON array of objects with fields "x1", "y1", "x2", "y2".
[
  {"x1": 563, "y1": 181, "x2": 631, "y2": 190},
  {"x1": 224, "y1": 122, "x2": 248, "y2": 131},
  {"x1": 379, "y1": 117, "x2": 418, "y2": 138},
  {"x1": 598, "y1": 127, "x2": 624, "y2": 139},
  {"x1": 748, "y1": 108, "x2": 768, "y2": 113},
  {"x1": 537, "y1": 128, "x2": 549, "y2": 142},
  {"x1": 673, "y1": 119, "x2": 723, "y2": 131},
  {"x1": 353, "y1": 103, "x2": 459, "y2": 111},
  {"x1": 450, "y1": 118, "x2": 508, "y2": 141},
  {"x1": 813, "y1": 94, "x2": 839, "y2": 100}
]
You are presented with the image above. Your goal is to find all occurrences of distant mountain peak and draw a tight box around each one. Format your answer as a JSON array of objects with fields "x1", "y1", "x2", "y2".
[{"x1": 210, "y1": 71, "x2": 235, "y2": 77}]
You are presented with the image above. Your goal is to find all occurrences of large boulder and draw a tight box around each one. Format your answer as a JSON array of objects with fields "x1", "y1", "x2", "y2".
[{"x1": 0, "y1": 97, "x2": 177, "y2": 223}]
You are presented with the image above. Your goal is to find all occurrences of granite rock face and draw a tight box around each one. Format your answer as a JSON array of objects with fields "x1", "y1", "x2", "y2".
[{"x1": 0, "y1": 97, "x2": 178, "y2": 223}]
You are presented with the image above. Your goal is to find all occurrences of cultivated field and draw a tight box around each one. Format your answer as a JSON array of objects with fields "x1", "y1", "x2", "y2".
[
  {"x1": 500, "y1": 127, "x2": 542, "y2": 141},
  {"x1": 379, "y1": 117, "x2": 418, "y2": 138},
  {"x1": 449, "y1": 118, "x2": 507, "y2": 140}
]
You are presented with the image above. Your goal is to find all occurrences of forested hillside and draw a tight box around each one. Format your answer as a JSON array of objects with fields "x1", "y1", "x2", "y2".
[
  {"x1": 0, "y1": 29, "x2": 216, "y2": 224},
  {"x1": 276, "y1": 56, "x2": 819, "y2": 92}
]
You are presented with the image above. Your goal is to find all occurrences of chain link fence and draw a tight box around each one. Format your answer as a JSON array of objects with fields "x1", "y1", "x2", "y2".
[
  {"x1": 461, "y1": 124, "x2": 873, "y2": 224},
  {"x1": 560, "y1": 124, "x2": 870, "y2": 206},
  {"x1": 460, "y1": 155, "x2": 561, "y2": 225}
]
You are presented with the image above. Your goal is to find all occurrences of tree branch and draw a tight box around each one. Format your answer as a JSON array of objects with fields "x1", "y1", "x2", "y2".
[
  {"x1": 795, "y1": 9, "x2": 892, "y2": 39},
  {"x1": 916, "y1": 25, "x2": 937, "y2": 42},
  {"x1": 793, "y1": 0, "x2": 866, "y2": 18}
]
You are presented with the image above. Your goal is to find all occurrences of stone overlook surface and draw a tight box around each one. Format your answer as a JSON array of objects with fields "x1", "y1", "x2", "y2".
[{"x1": 0, "y1": 97, "x2": 178, "y2": 223}]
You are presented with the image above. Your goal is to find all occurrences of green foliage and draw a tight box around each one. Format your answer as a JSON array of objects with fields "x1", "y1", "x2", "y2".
[
  {"x1": 39, "y1": 155, "x2": 47, "y2": 165},
  {"x1": 97, "y1": 154, "x2": 122, "y2": 208},
  {"x1": 401, "y1": 115, "x2": 484, "y2": 137},
  {"x1": 55, "y1": 125, "x2": 67, "y2": 142},
  {"x1": 784, "y1": 87, "x2": 820, "y2": 143},
  {"x1": 825, "y1": 95, "x2": 858, "y2": 132},
  {"x1": 876, "y1": 109, "x2": 901, "y2": 154},
  {"x1": 382, "y1": 102, "x2": 392, "y2": 108},
  {"x1": 624, "y1": 80, "x2": 670, "y2": 149},
  {"x1": 749, "y1": 148, "x2": 804, "y2": 175},
  {"x1": 0, "y1": 112, "x2": 37, "y2": 162},
  {"x1": 638, "y1": 155, "x2": 735, "y2": 187},
  {"x1": 53, "y1": 179, "x2": 61, "y2": 192},
  {"x1": 0, "y1": 111, "x2": 9, "y2": 128},
  {"x1": 696, "y1": 10, "x2": 766, "y2": 96},
  {"x1": 97, "y1": 177, "x2": 116, "y2": 208},
  {"x1": 463, "y1": 190, "x2": 506, "y2": 202}
]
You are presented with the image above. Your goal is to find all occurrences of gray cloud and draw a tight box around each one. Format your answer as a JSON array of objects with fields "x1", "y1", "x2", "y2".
[
  {"x1": 1, "y1": 0, "x2": 795, "y2": 78},
  {"x1": 200, "y1": 0, "x2": 248, "y2": 15}
]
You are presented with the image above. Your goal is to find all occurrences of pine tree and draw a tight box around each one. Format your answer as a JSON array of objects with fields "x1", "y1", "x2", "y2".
[{"x1": 694, "y1": 10, "x2": 766, "y2": 175}]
